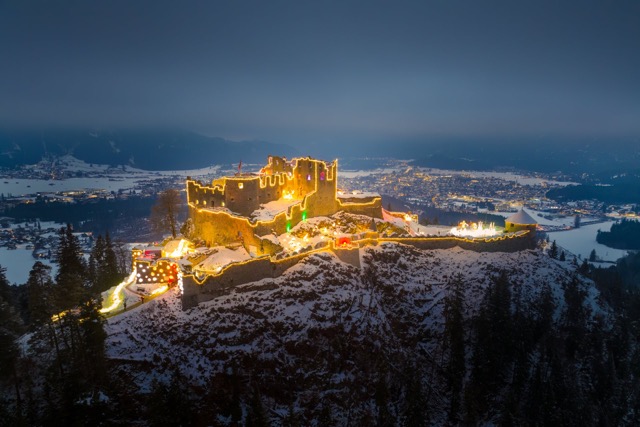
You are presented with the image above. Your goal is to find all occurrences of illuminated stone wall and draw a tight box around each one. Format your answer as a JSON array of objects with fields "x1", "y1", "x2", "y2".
[
  {"x1": 182, "y1": 256, "x2": 274, "y2": 308},
  {"x1": 182, "y1": 246, "x2": 333, "y2": 309},
  {"x1": 181, "y1": 232, "x2": 535, "y2": 309}
]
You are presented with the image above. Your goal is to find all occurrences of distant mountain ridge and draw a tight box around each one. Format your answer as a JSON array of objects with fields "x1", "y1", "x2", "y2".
[
  {"x1": 409, "y1": 137, "x2": 640, "y2": 175},
  {"x1": 0, "y1": 129, "x2": 298, "y2": 170}
]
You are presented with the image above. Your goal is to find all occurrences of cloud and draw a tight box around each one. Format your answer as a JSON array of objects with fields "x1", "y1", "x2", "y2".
[{"x1": 1, "y1": 0, "x2": 638, "y2": 142}]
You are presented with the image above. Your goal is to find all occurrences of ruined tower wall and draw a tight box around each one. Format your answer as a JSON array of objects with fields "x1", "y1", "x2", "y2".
[
  {"x1": 187, "y1": 156, "x2": 383, "y2": 250},
  {"x1": 187, "y1": 180, "x2": 225, "y2": 209}
]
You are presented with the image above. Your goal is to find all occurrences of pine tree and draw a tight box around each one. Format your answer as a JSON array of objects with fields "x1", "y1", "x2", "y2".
[
  {"x1": 102, "y1": 232, "x2": 121, "y2": 290},
  {"x1": 77, "y1": 298, "x2": 107, "y2": 387},
  {"x1": 0, "y1": 265, "x2": 25, "y2": 417},
  {"x1": 246, "y1": 385, "x2": 269, "y2": 427},
  {"x1": 374, "y1": 370, "x2": 392, "y2": 427},
  {"x1": 443, "y1": 273, "x2": 465, "y2": 422},
  {"x1": 403, "y1": 363, "x2": 428, "y2": 427},
  {"x1": 88, "y1": 235, "x2": 105, "y2": 292},
  {"x1": 589, "y1": 249, "x2": 597, "y2": 262},
  {"x1": 559, "y1": 251, "x2": 566, "y2": 261},
  {"x1": 464, "y1": 271, "x2": 512, "y2": 420},
  {"x1": 26, "y1": 262, "x2": 55, "y2": 327},
  {"x1": 26, "y1": 262, "x2": 65, "y2": 380},
  {"x1": 579, "y1": 258, "x2": 590, "y2": 275},
  {"x1": 549, "y1": 240, "x2": 558, "y2": 259},
  {"x1": 55, "y1": 224, "x2": 88, "y2": 310}
]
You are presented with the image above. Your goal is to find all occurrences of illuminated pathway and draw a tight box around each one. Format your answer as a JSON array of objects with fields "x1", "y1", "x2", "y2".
[
  {"x1": 99, "y1": 270, "x2": 178, "y2": 317},
  {"x1": 100, "y1": 271, "x2": 137, "y2": 314}
]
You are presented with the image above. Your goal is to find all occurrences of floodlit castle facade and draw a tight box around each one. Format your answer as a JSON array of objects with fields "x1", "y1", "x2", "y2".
[
  {"x1": 176, "y1": 156, "x2": 539, "y2": 309},
  {"x1": 186, "y1": 156, "x2": 382, "y2": 255}
]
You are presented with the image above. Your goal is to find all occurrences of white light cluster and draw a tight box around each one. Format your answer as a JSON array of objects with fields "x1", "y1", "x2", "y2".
[{"x1": 449, "y1": 221, "x2": 498, "y2": 238}]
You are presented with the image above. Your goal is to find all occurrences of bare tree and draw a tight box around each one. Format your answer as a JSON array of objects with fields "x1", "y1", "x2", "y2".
[{"x1": 151, "y1": 189, "x2": 181, "y2": 238}]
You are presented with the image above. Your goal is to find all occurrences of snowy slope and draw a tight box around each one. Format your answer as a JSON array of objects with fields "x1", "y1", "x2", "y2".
[{"x1": 105, "y1": 243, "x2": 606, "y2": 410}]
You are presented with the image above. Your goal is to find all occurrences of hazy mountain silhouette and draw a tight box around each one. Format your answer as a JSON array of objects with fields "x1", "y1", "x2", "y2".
[{"x1": 0, "y1": 128, "x2": 298, "y2": 170}]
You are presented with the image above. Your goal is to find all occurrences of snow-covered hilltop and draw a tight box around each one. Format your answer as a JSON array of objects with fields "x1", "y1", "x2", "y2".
[{"x1": 105, "y1": 243, "x2": 609, "y2": 425}]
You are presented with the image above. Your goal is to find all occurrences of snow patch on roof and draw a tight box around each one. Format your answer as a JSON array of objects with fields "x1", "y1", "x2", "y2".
[
  {"x1": 195, "y1": 246, "x2": 251, "y2": 272},
  {"x1": 250, "y1": 198, "x2": 303, "y2": 221},
  {"x1": 506, "y1": 209, "x2": 537, "y2": 225}
]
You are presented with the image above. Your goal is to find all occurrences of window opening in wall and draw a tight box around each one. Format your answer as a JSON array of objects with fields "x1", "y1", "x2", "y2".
[
  {"x1": 307, "y1": 174, "x2": 311, "y2": 181},
  {"x1": 238, "y1": 183, "x2": 244, "y2": 189}
]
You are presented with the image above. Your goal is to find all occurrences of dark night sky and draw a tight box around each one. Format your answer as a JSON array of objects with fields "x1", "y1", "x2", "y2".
[{"x1": 1, "y1": 0, "x2": 639, "y2": 149}]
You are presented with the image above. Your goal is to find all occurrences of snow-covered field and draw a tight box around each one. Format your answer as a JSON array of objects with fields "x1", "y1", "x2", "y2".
[{"x1": 1, "y1": 155, "x2": 225, "y2": 196}]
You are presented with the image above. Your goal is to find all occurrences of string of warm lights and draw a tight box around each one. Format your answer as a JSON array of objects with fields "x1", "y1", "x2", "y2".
[
  {"x1": 183, "y1": 230, "x2": 532, "y2": 286},
  {"x1": 99, "y1": 270, "x2": 137, "y2": 314}
]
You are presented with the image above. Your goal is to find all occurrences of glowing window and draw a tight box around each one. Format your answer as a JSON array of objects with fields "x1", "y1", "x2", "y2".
[
  {"x1": 222, "y1": 201, "x2": 225, "y2": 207},
  {"x1": 203, "y1": 200, "x2": 207, "y2": 206},
  {"x1": 320, "y1": 171, "x2": 325, "y2": 181},
  {"x1": 195, "y1": 200, "x2": 199, "y2": 204},
  {"x1": 307, "y1": 174, "x2": 311, "y2": 181},
  {"x1": 238, "y1": 183, "x2": 244, "y2": 189}
]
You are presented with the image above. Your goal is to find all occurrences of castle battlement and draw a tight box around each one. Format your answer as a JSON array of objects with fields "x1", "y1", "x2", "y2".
[{"x1": 186, "y1": 156, "x2": 382, "y2": 253}]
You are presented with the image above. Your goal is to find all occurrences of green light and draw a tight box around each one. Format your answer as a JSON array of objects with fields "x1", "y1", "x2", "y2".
[
  {"x1": 302, "y1": 211, "x2": 307, "y2": 221},
  {"x1": 286, "y1": 222, "x2": 291, "y2": 232}
]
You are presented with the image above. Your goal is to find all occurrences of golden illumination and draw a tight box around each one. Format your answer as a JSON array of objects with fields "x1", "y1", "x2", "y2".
[
  {"x1": 150, "y1": 285, "x2": 168, "y2": 296},
  {"x1": 282, "y1": 189, "x2": 295, "y2": 200},
  {"x1": 100, "y1": 271, "x2": 137, "y2": 314}
]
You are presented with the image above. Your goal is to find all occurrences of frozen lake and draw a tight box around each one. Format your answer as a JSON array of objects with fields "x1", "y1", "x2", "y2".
[
  {"x1": 0, "y1": 246, "x2": 57, "y2": 285},
  {"x1": 547, "y1": 221, "x2": 631, "y2": 263},
  {"x1": 1, "y1": 177, "x2": 146, "y2": 196}
]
